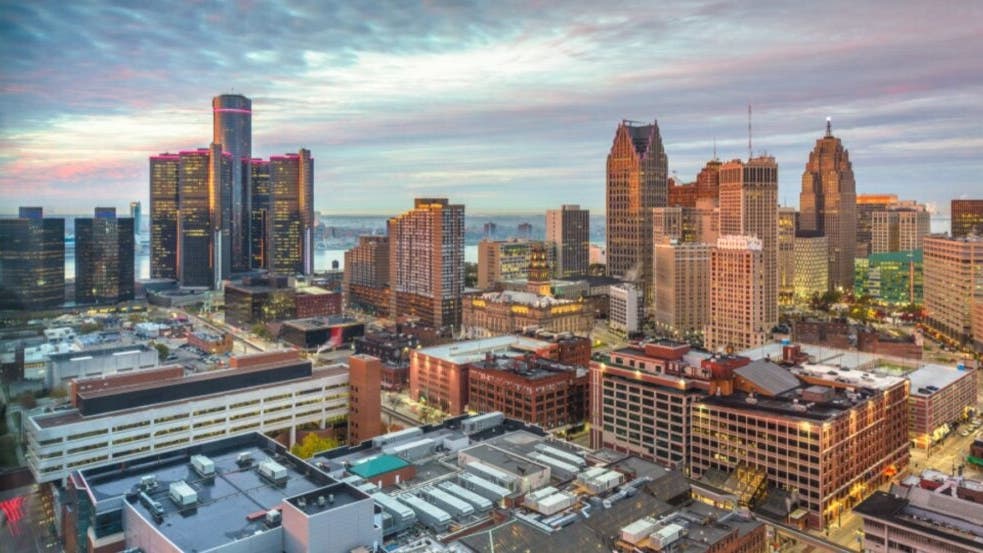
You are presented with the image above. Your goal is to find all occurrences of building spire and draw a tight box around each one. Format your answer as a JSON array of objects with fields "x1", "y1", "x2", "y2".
[{"x1": 825, "y1": 116, "x2": 832, "y2": 137}]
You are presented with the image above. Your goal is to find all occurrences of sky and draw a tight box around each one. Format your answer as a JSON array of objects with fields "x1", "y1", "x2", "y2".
[{"x1": 1, "y1": 1, "x2": 981, "y2": 216}]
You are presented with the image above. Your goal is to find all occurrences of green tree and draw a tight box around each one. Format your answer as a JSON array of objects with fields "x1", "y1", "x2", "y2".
[
  {"x1": 291, "y1": 432, "x2": 339, "y2": 459},
  {"x1": 152, "y1": 342, "x2": 170, "y2": 362}
]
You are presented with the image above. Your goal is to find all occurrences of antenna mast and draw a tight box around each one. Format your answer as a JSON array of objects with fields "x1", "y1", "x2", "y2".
[{"x1": 747, "y1": 104, "x2": 752, "y2": 160}]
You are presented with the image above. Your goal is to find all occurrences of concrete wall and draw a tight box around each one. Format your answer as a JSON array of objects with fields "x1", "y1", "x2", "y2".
[{"x1": 283, "y1": 497, "x2": 380, "y2": 553}]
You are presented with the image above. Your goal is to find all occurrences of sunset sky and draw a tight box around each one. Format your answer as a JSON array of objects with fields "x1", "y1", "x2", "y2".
[{"x1": 1, "y1": 1, "x2": 981, "y2": 216}]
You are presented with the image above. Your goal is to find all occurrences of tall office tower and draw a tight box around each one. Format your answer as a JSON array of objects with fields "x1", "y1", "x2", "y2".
[
  {"x1": 0, "y1": 207, "x2": 64, "y2": 310},
  {"x1": 269, "y1": 150, "x2": 314, "y2": 275},
  {"x1": 389, "y1": 198, "x2": 465, "y2": 328},
  {"x1": 856, "y1": 194, "x2": 897, "y2": 257},
  {"x1": 343, "y1": 236, "x2": 390, "y2": 315},
  {"x1": 129, "y1": 201, "x2": 141, "y2": 237},
  {"x1": 800, "y1": 120, "x2": 857, "y2": 291},
  {"x1": 248, "y1": 159, "x2": 271, "y2": 269},
  {"x1": 606, "y1": 120, "x2": 668, "y2": 302},
  {"x1": 150, "y1": 153, "x2": 179, "y2": 279},
  {"x1": 777, "y1": 207, "x2": 797, "y2": 303},
  {"x1": 667, "y1": 179, "x2": 697, "y2": 208},
  {"x1": 652, "y1": 207, "x2": 698, "y2": 245},
  {"x1": 696, "y1": 159, "x2": 722, "y2": 201},
  {"x1": 75, "y1": 208, "x2": 134, "y2": 304},
  {"x1": 718, "y1": 156, "x2": 778, "y2": 329},
  {"x1": 653, "y1": 242, "x2": 710, "y2": 337},
  {"x1": 924, "y1": 235, "x2": 983, "y2": 345},
  {"x1": 793, "y1": 233, "x2": 829, "y2": 300},
  {"x1": 871, "y1": 206, "x2": 930, "y2": 253},
  {"x1": 952, "y1": 199, "x2": 983, "y2": 238},
  {"x1": 545, "y1": 204, "x2": 589, "y2": 277},
  {"x1": 213, "y1": 94, "x2": 252, "y2": 272},
  {"x1": 694, "y1": 159, "x2": 722, "y2": 245},
  {"x1": 175, "y1": 145, "x2": 232, "y2": 288},
  {"x1": 705, "y1": 236, "x2": 767, "y2": 353}
]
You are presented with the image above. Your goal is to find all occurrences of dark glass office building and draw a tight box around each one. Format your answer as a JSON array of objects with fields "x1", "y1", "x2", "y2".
[
  {"x1": 0, "y1": 207, "x2": 65, "y2": 310},
  {"x1": 150, "y1": 154, "x2": 179, "y2": 279},
  {"x1": 270, "y1": 149, "x2": 314, "y2": 276},
  {"x1": 249, "y1": 158, "x2": 271, "y2": 270},
  {"x1": 75, "y1": 208, "x2": 134, "y2": 304},
  {"x1": 213, "y1": 94, "x2": 252, "y2": 272}
]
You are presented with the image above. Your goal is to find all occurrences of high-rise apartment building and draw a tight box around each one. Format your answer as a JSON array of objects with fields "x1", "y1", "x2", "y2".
[
  {"x1": 545, "y1": 204, "x2": 589, "y2": 277},
  {"x1": 609, "y1": 283, "x2": 642, "y2": 335},
  {"x1": 213, "y1": 94, "x2": 252, "y2": 272},
  {"x1": 778, "y1": 207, "x2": 797, "y2": 303},
  {"x1": 269, "y1": 150, "x2": 314, "y2": 276},
  {"x1": 951, "y1": 199, "x2": 983, "y2": 238},
  {"x1": 653, "y1": 242, "x2": 710, "y2": 337},
  {"x1": 389, "y1": 198, "x2": 465, "y2": 328},
  {"x1": 248, "y1": 158, "x2": 271, "y2": 269},
  {"x1": 705, "y1": 236, "x2": 767, "y2": 353},
  {"x1": 923, "y1": 235, "x2": 983, "y2": 345},
  {"x1": 856, "y1": 194, "x2": 897, "y2": 257},
  {"x1": 800, "y1": 120, "x2": 857, "y2": 291},
  {"x1": 0, "y1": 207, "x2": 64, "y2": 310},
  {"x1": 75, "y1": 208, "x2": 134, "y2": 304},
  {"x1": 343, "y1": 235, "x2": 390, "y2": 316},
  {"x1": 871, "y1": 206, "x2": 930, "y2": 254},
  {"x1": 718, "y1": 157, "x2": 778, "y2": 329},
  {"x1": 149, "y1": 153, "x2": 179, "y2": 280},
  {"x1": 606, "y1": 120, "x2": 668, "y2": 301}
]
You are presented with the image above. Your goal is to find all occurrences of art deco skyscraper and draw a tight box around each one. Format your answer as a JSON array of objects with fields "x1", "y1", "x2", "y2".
[
  {"x1": 75, "y1": 208, "x2": 134, "y2": 304},
  {"x1": 269, "y1": 149, "x2": 314, "y2": 276},
  {"x1": 213, "y1": 94, "x2": 252, "y2": 272},
  {"x1": 800, "y1": 120, "x2": 857, "y2": 291},
  {"x1": 606, "y1": 120, "x2": 668, "y2": 301},
  {"x1": 389, "y1": 198, "x2": 465, "y2": 329},
  {"x1": 545, "y1": 204, "x2": 589, "y2": 277},
  {"x1": 0, "y1": 207, "x2": 64, "y2": 310},
  {"x1": 719, "y1": 156, "x2": 778, "y2": 330}
]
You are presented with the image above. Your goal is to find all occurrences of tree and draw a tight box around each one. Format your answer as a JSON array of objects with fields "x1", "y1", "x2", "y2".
[
  {"x1": 290, "y1": 432, "x2": 339, "y2": 459},
  {"x1": 251, "y1": 323, "x2": 272, "y2": 340},
  {"x1": 152, "y1": 342, "x2": 169, "y2": 362}
]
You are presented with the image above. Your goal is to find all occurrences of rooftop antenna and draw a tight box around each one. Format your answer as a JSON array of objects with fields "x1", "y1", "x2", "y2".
[
  {"x1": 825, "y1": 116, "x2": 832, "y2": 137},
  {"x1": 713, "y1": 137, "x2": 718, "y2": 161},
  {"x1": 747, "y1": 104, "x2": 753, "y2": 160}
]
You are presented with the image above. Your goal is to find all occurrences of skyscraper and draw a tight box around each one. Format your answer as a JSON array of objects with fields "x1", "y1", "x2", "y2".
[
  {"x1": 777, "y1": 207, "x2": 797, "y2": 303},
  {"x1": 718, "y1": 156, "x2": 778, "y2": 329},
  {"x1": 800, "y1": 119, "x2": 857, "y2": 291},
  {"x1": 213, "y1": 94, "x2": 252, "y2": 272},
  {"x1": 75, "y1": 208, "x2": 134, "y2": 304},
  {"x1": 856, "y1": 194, "x2": 898, "y2": 257},
  {"x1": 705, "y1": 235, "x2": 767, "y2": 352},
  {"x1": 169, "y1": 145, "x2": 232, "y2": 288},
  {"x1": 129, "y1": 201, "x2": 141, "y2": 237},
  {"x1": 389, "y1": 198, "x2": 465, "y2": 329},
  {"x1": 545, "y1": 204, "x2": 589, "y2": 277},
  {"x1": 871, "y1": 206, "x2": 930, "y2": 254},
  {"x1": 952, "y1": 199, "x2": 983, "y2": 238},
  {"x1": 653, "y1": 241, "x2": 710, "y2": 337},
  {"x1": 150, "y1": 153, "x2": 179, "y2": 280},
  {"x1": 0, "y1": 207, "x2": 64, "y2": 310},
  {"x1": 606, "y1": 120, "x2": 668, "y2": 302},
  {"x1": 269, "y1": 149, "x2": 314, "y2": 276},
  {"x1": 249, "y1": 158, "x2": 271, "y2": 270}
]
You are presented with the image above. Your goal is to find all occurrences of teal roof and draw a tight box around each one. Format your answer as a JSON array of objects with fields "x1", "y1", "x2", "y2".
[{"x1": 349, "y1": 454, "x2": 409, "y2": 479}]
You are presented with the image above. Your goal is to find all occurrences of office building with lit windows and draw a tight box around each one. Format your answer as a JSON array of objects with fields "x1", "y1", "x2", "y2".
[
  {"x1": 871, "y1": 206, "x2": 930, "y2": 254},
  {"x1": 606, "y1": 120, "x2": 668, "y2": 302},
  {"x1": 652, "y1": 241, "x2": 710, "y2": 338},
  {"x1": 854, "y1": 251, "x2": 922, "y2": 305},
  {"x1": 268, "y1": 150, "x2": 315, "y2": 276},
  {"x1": 74, "y1": 208, "x2": 134, "y2": 305},
  {"x1": 0, "y1": 206, "x2": 64, "y2": 310},
  {"x1": 25, "y1": 352, "x2": 350, "y2": 484},
  {"x1": 462, "y1": 290, "x2": 591, "y2": 336},
  {"x1": 149, "y1": 153, "x2": 180, "y2": 280},
  {"x1": 249, "y1": 158, "x2": 272, "y2": 269},
  {"x1": 778, "y1": 207, "x2": 797, "y2": 303},
  {"x1": 476, "y1": 239, "x2": 553, "y2": 290},
  {"x1": 793, "y1": 232, "x2": 829, "y2": 300},
  {"x1": 389, "y1": 198, "x2": 465, "y2": 329},
  {"x1": 952, "y1": 199, "x2": 983, "y2": 238},
  {"x1": 213, "y1": 94, "x2": 253, "y2": 272},
  {"x1": 706, "y1": 236, "x2": 767, "y2": 353}
]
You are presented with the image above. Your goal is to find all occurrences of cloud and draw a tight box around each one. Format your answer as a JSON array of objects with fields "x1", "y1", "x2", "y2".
[{"x1": 1, "y1": 1, "x2": 982, "y2": 214}]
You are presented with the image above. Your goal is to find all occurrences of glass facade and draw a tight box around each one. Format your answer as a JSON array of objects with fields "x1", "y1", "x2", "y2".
[
  {"x1": 150, "y1": 154, "x2": 179, "y2": 279},
  {"x1": 213, "y1": 94, "x2": 252, "y2": 272},
  {"x1": 0, "y1": 207, "x2": 64, "y2": 309},
  {"x1": 75, "y1": 208, "x2": 134, "y2": 304},
  {"x1": 854, "y1": 251, "x2": 923, "y2": 305},
  {"x1": 269, "y1": 150, "x2": 314, "y2": 275}
]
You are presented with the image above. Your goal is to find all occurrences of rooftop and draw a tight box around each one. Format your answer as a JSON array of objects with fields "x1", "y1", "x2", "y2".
[
  {"x1": 855, "y1": 489, "x2": 983, "y2": 549},
  {"x1": 416, "y1": 335, "x2": 550, "y2": 365},
  {"x1": 470, "y1": 354, "x2": 585, "y2": 380},
  {"x1": 348, "y1": 454, "x2": 410, "y2": 479},
  {"x1": 909, "y1": 364, "x2": 974, "y2": 397},
  {"x1": 476, "y1": 290, "x2": 576, "y2": 308},
  {"x1": 80, "y1": 434, "x2": 333, "y2": 553},
  {"x1": 282, "y1": 316, "x2": 361, "y2": 330}
]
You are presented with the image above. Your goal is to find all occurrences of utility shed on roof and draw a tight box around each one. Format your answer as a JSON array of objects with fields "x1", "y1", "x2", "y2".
[
  {"x1": 734, "y1": 359, "x2": 801, "y2": 396},
  {"x1": 348, "y1": 454, "x2": 415, "y2": 487}
]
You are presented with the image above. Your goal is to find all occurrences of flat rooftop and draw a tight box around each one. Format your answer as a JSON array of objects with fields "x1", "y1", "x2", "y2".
[
  {"x1": 460, "y1": 443, "x2": 548, "y2": 477},
  {"x1": 470, "y1": 354, "x2": 583, "y2": 380},
  {"x1": 80, "y1": 434, "x2": 334, "y2": 553},
  {"x1": 283, "y1": 316, "x2": 361, "y2": 330},
  {"x1": 741, "y1": 342, "x2": 884, "y2": 370},
  {"x1": 285, "y1": 482, "x2": 369, "y2": 516},
  {"x1": 699, "y1": 388, "x2": 874, "y2": 422},
  {"x1": 417, "y1": 335, "x2": 550, "y2": 365},
  {"x1": 909, "y1": 364, "x2": 974, "y2": 396},
  {"x1": 791, "y1": 363, "x2": 906, "y2": 391}
]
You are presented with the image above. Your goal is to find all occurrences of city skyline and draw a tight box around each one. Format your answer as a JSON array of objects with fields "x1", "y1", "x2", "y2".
[{"x1": 2, "y1": 2, "x2": 982, "y2": 215}]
